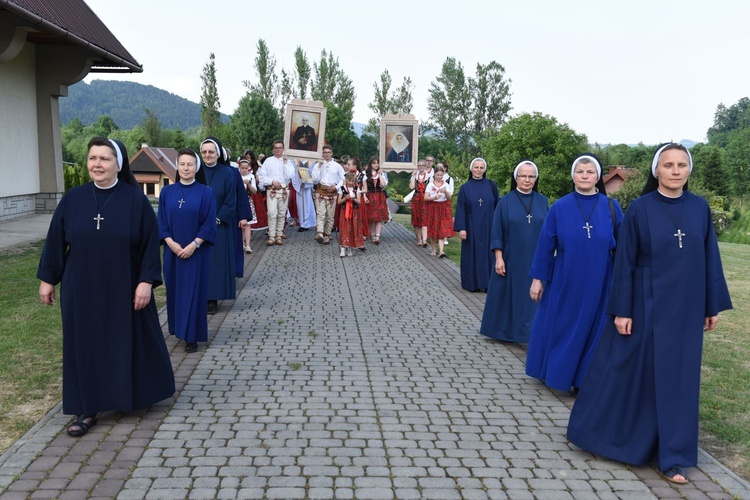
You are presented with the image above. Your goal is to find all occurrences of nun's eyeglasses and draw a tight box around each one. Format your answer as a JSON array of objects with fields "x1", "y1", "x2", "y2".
[{"x1": 518, "y1": 175, "x2": 537, "y2": 180}]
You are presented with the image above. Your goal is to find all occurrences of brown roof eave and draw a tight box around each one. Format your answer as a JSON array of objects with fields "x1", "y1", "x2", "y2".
[{"x1": 0, "y1": 0, "x2": 142, "y2": 73}]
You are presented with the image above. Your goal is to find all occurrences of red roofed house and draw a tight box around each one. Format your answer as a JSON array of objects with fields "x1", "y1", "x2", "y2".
[
  {"x1": 0, "y1": 0, "x2": 142, "y2": 221},
  {"x1": 603, "y1": 166, "x2": 637, "y2": 194},
  {"x1": 129, "y1": 145, "x2": 177, "y2": 198}
]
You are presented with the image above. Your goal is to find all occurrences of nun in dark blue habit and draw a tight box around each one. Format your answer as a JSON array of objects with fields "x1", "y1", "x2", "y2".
[
  {"x1": 480, "y1": 160, "x2": 548, "y2": 342},
  {"x1": 567, "y1": 143, "x2": 732, "y2": 485},
  {"x1": 200, "y1": 137, "x2": 237, "y2": 312},
  {"x1": 526, "y1": 154, "x2": 623, "y2": 391},
  {"x1": 453, "y1": 157, "x2": 499, "y2": 291},
  {"x1": 158, "y1": 149, "x2": 216, "y2": 353},
  {"x1": 38, "y1": 137, "x2": 175, "y2": 437}
]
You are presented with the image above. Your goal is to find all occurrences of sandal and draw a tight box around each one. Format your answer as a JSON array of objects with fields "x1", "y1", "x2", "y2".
[
  {"x1": 67, "y1": 414, "x2": 96, "y2": 437},
  {"x1": 660, "y1": 465, "x2": 688, "y2": 484},
  {"x1": 438, "y1": 252, "x2": 447, "y2": 258}
]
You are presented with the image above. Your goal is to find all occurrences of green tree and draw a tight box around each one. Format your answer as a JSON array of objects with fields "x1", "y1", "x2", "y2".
[
  {"x1": 610, "y1": 168, "x2": 647, "y2": 211},
  {"x1": 322, "y1": 102, "x2": 359, "y2": 156},
  {"x1": 293, "y1": 46, "x2": 311, "y2": 99},
  {"x1": 483, "y1": 112, "x2": 588, "y2": 200},
  {"x1": 692, "y1": 144, "x2": 729, "y2": 197},
  {"x1": 724, "y1": 128, "x2": 750, "y2": 206},
  {"x1": 161, "y1": 129, "x2": 188, "y2": 149},
  {"x1": 200, "y1": 52, "x2": 221, "y2": 138},
  {"x1": 427, "y1": 57, "x2": 512, "y2": 156},
  {"x1": 88, "y1": 115, "x2": 119, "y2": 137},
  {"x1": 707, "y1": 97, "x2": 750, "y2": 148},
  {"x1": 228, "y1": 92, "x2": 283, "y2": 155},
  {"x1": 427, "y1": 57, "x2": 472, "y2": 152},
  {"x1": 310, "y1": 50, "x2": 356, "y2": 121},
  {"x1": 244, "y1": 39, "x2": 278, "y2": 108},
  {"x1": 279, "y1": 69, "x2": 293, "y2": 115},
  {"x1": 471, "y1": 61, "x2": 511, "y2": 145},
  {"x1": 592, "y1": 143, "x2": 654, "y2": 170},
  {"x1": 358, "y1": 132, "x2": 379, "y2": 162},
  {"x1": 141, "y1": 108, "x2": 162, "y2": 146},
  {"x1": 366, "y1": 69, "x2": 413, "y2": 134}
]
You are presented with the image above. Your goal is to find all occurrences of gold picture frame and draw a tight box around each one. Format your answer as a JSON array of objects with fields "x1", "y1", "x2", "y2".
[{"x1": 284, "y1": 99, "x2": 327, "y2": 161}]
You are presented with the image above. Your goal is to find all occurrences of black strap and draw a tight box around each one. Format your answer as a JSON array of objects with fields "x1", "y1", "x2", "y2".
[{"x1": 609, "y1": 197, "x2": 618, "y2": 243}]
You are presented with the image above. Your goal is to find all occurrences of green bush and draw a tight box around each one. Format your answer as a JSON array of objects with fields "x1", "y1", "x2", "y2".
[{"x1": 63, "y1": 163, "x2": 89, "y2": 192}]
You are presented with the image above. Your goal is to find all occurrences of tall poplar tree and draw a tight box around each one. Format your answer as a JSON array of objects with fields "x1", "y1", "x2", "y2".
[
  {"x1": 200, "y1": 52, "x2": 221, "y2": 138},
  {"x1": 366, "y1": 69, "x2": 413, "y2": 134},
  {"x1": 244, "y1": 39, "x2": 278, "y2": 109}
]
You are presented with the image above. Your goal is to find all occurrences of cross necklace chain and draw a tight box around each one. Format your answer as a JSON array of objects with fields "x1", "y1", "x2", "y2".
[
  {"x1": 574, "y1": 193, "x2": 600, "y2": 239},
  {"x1": 91, "y1": 182, "x2": 119, "y2": 230},
  {"x1": 657, "y1": 195, "x2": 687, "y2": 249},
  {"x1": 177, "y1": 183, "x2": 194, "y2": 208},
  {"x1": 514, "y1": 190, "x2": 535, "y2": 224}
]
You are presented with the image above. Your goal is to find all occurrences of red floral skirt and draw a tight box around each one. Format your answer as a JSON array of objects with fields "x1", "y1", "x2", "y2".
[
  {"x1": 367, "y1": 192, "x2": 389, "y2": 223},
  {"x1": 250, "y1": 192, "x2": 268, "y2": 230},
  {"x1": 411, "y1": 194, "x2": 427, "y2": 227},
  {"x1": 425, "y1": 201, "x2": 455, "y2": 239},
  {"x1": 359, "y1": 202, "x2": 370, "y2": 237},
  {"x1": 339, "y1": 202, "x2": 365, "y2": 248}
]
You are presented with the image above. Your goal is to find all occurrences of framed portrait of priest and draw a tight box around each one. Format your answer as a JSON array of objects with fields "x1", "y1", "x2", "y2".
[
  {"x1": 380, "y1": 114, "x2": 419, "y2": 172},
  {"x1": 284, "y1": 99, "x2": 327, "y2": 161}
]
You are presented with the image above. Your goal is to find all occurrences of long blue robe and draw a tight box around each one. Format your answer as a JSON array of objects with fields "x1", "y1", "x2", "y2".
[
  {"x1": 203, "y1": 164, "x2": 237, "y2": 300},
  {"x1": 232, "y1": 167, "x2": 253, "y2": 277},
  {"x1": 37, "y1": 182, "x2": 175, "y2": 415},
  {"x1": 480, "y1": 190, "x2": 549, "y2": 342},
  {"x1": 526, "y1": 191, "x2": 623, "y2": 391},
  {"x1": 158, "y1": 182, "x2": 217, "y2": 343},
  {"x1": 567, "y1": 191, "x2": 732, "y2": 471},
  {"x1": 453, "y1": 178, "x2": 499, "y2": 291}
]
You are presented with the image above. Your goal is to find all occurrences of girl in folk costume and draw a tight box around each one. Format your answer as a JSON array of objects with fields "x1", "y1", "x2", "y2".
[
  {"x1": 365, "y1": 156, "x2": 389, "y2": 243},
  {"x1": 333, "y1": 155, "x2": 352, "y2": 233},
  {"x1": 337, "y1": 172, "x2": 364, "y2": 257},
  {"x1": 245, "y1": 150, "x2": 268, "y2": 232},
  {"x1": 409, "y1": 159, "x2": 432, "y2": 246},
  {"x1": 424, "y1": 165, "x2": 454, "y2": 257},
  {"x1": 239, "y1": 157, "x2": 258, "y2": 253},
  {"x1": 352, "y1": 157, "x2": 371, "y2": 241}
]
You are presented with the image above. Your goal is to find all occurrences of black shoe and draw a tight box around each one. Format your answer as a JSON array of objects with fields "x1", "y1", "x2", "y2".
[
  {"x1": 207, "y1": 300, "x2": 218, "y2": 313},
  {"x1": 298, "y1": 227, "x2": 309, "y2": 232},
  {"x1": 185, "y1": 342, "x2": 198, "y2": 353}
]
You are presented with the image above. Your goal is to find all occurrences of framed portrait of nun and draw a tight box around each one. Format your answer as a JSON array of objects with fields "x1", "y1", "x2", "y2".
[
  {"x1": 284, "y1": 99, "x2": 327, "y2": 161},
  {"x1": 380, "y1": 114, "x2": 419, "y2": 172}
]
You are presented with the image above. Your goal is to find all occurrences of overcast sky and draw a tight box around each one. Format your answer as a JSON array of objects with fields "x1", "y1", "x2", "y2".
[{"x1": 83, "y1": 0, "x2": 748, "y2": 146}]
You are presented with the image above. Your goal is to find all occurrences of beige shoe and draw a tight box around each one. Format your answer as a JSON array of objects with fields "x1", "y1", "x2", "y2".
[
  {"x1": 315, "y1": 233, "x2": 324, "y2": 244},
  {"x1": 275, "y1": 237, "x2": 283, "y2": 245},
  {"x1": 266, "y1": 238, "x2": 275, "y2": 246}
]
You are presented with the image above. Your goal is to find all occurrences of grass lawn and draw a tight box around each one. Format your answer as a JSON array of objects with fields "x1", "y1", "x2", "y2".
[{"x1": 393, "y1": 210, "x2": 750, "y2": 481}]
